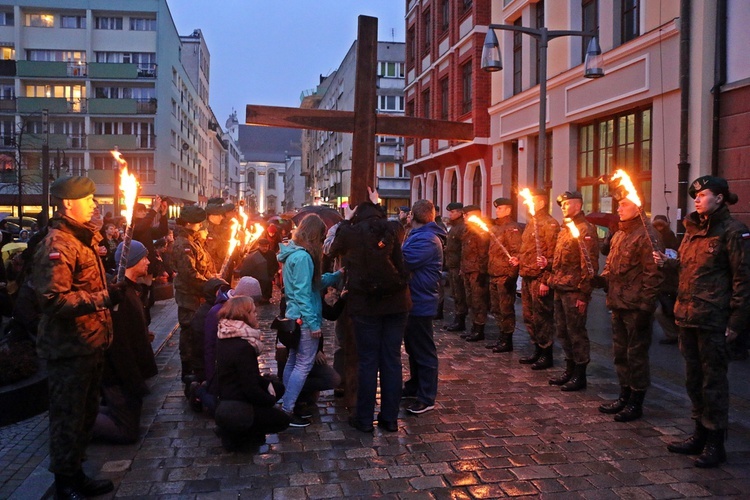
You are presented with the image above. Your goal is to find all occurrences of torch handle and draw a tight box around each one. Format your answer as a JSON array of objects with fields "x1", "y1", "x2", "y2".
[
  {"x1": 116, "y1": 224, "x2": 134, "y2": 283},
  {"x1": 489, "y1": 233, "x2": 512, "y2": 261},
  {"x1": 532, "y1": 217, "x2": 542, "y2": 261},
  {"x1": 638, "y1": 209, "x2": 660, "y2": 254},
  {"x1": 579, "y1": 243, "x2": 595, "y2": 277}
]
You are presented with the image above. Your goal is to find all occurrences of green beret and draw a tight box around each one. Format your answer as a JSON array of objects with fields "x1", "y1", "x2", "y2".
[
  {"x1": 206, "y1": 197, "x2": 225, "y2": 205},
  {"x1": 446, "y1": 202, "x2": 463, "y2": 211},
  {"x1": 180, "y1": 205, "x2": 206, "y2": 224},
  {"x1": 50, "y1": 176, "x2": 95, "y2": 200},
  {"x1": 205, "y1": 204, "x2": 225, "y2": 216},
  {"x1": 462, "y1": 204, "x2": 481, "y2": 213},
  {"x1": 222, "y1": 202, "x2": 235, "y2": 213},
  {"x1": 689, "y1": 175, "x2": 729, "y2": 199},
  {"x1": 556, "y1": 190, "x2": 583, "y2": 206},
  {"x1": 493, "y1": 197, "x2": 512, "y2": 207}
]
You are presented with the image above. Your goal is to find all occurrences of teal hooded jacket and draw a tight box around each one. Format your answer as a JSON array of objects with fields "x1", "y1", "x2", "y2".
[{"x1": 277, "y1": 240, "x2": 341, "y2": 332}]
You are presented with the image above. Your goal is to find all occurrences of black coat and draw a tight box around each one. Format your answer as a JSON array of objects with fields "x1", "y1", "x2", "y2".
[{"x1": 216, "y1": 337, "x2": 277, "y2": 407}]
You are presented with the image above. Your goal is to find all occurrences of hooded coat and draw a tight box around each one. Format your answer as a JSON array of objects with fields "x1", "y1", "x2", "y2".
[{"x1": 402, "y1": 222, "x2": 447, "y2": 316}]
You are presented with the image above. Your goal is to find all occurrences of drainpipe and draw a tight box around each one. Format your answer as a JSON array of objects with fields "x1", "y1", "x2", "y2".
[
  {"x1": 711, "y1": 0, "x2": 727, "y2": 176},
  {"x1": 676, "y1": 0, "x2": 692, "y2": 240}
]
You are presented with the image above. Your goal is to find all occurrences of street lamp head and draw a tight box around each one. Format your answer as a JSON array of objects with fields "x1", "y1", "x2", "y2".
[
  {"x1": 584, "y1": 37, "x2": 604, "y2": 79},
  {"x1": 481, "y1": 29, "x2": 502, "y2": 72}
]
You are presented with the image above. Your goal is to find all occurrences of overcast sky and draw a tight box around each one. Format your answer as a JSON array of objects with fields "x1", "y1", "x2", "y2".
[{"x1": 167, "y1": 0, "x2": 405, "y2": 124}]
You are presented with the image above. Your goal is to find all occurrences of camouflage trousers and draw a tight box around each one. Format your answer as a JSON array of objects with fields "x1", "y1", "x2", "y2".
[
  {"x1": 679, "y1": 327, "x2": 730, "y2": 430},
  {"x1": 554, "y1": 291, "x2": 591, "y2": 364},
  {"x1": 463, "y1": 272, "x2": 488, "y2": 325},
  {"x1": 447, "y1": 268, "x2": 467, "y2": 315},
  {"x1": 178, "y1": 305, "x2": 199, "y2": 379},
  {"x1": 611, "y1": 309, "x2": 653, "y2": 391},
  {"x1": 489, "y1": 274, "x2": 518, "y2": 335},
  {"x1": 47, "y1": 352, "x2": 104, "y2": 475},
  {"x1": 521, "y1": 277, "x2": 555, "y2": 348}
]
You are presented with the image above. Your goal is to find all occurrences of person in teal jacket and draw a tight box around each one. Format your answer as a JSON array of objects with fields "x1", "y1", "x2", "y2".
[{"x1": 277, "y1": 214, "x2": 342, "y2": 427}]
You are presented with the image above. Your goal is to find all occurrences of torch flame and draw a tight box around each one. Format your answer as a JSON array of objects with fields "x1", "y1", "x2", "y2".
[
  {"x1": 565, "y1": 219, "x2": 580, "y2": 239},
  {"x1": 519, "y1": 188, "x2": 536, "y2": 216},
  {"x1": 226, "y1": 218, "x2": 241, "y2": 258},
  {"x1": 611, "y1": 169, "x2": 642, "y2": 207},
  {"x1": 111, "y1": 150, "x2": 139, "y2": 226},
  {"x1": 467, "y1": 214, "x2": 490, "y2": 233},
  {"x1": 111, "y1": 150, "x2": 127, "y2": 166}
]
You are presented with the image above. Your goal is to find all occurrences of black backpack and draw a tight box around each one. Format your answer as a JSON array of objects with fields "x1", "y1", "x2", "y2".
[{"x1": 345, "y1": 218, "x2": 407, "y2": 297}]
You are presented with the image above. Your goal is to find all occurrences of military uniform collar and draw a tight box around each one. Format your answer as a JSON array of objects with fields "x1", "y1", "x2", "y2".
[
  {"x1": 51, "y1": 214, "x2": 97, "y2": 246},
  {"x1": 687, "y1": 204, "x2": 731, "y2": 233}
]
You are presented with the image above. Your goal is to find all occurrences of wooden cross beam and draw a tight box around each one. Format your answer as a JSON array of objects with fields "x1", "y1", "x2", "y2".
[{"x1": 245, "y1": 15, "x2": 474, "y2": 206}]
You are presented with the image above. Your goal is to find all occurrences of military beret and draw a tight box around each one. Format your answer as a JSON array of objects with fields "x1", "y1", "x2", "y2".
[
  {"x1": 688, "y1": 175, "x2": 729, "y2": 199},
  {"x1": 114, "y1": 240, "x2": 148, "y2": 269},
  {"x1": 446, "y1": 202, "x2": 464, "y2": 211},
  {"x1": 50, "y1": 176, "x2": 95, "y2": 200},
  {"x1": 180, "y1": 205, "x2": 206, "y2": 224},
  {"x1": 222, "y1": 202, "x2": 235, "y2": 213},
  {"x1": 493, "y1": 197, "x2": 512, "y2": 207},
  {"x1": 462, "y1": 204, "x2": 481, "y2": 213},
  {"x1": 652, "y1": 215, "x2": 669, "y2": 225},
  {"x1": 399, "y1": 206, "x2": 410, "y2": 213},
  {"x1": 205, "y1": 204, "x2": 225, "y2": 216},
  {"x1": 206, "y1": 197, "x2": 225, "y2": 205},
  {"x1": 528, "y1": 187, "x2": 547, "y2": 197},
  {"x1": 556, "y1": 190, "x2": 583, "y2": 206}
]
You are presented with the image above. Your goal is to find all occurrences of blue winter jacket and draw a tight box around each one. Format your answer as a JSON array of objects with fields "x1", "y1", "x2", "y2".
[
  {"x1": 402, "y1": 222, "x2": 447, "y2": 317},
  {"x1": 277, "y1": 241, "x2": 341, "y2": 332}
]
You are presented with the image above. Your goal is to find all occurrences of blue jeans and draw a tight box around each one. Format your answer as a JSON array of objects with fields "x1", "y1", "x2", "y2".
[
  {"x1": 403, "y1": 315, "x2": 438, "y2": 406},
  {"x1": 281, "y1": 328, "x2": 317, "y2": 413},
  {"x1": 351, "y1": 313, "x2": 408, "y2": 424}
]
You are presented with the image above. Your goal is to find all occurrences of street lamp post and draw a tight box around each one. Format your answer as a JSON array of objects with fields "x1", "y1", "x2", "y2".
[{"x1": 481, "y1": 25, "x2": 604, "y2": 189}]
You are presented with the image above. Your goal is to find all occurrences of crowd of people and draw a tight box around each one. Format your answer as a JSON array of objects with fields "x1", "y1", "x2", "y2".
[{"x1": 3, "y1": 171, "x2": 748, "y2": 498}]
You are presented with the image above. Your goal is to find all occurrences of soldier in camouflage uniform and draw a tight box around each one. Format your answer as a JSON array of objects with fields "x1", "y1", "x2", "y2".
[
  {"x1": 460, "y1": 205, "x2": 490, "y2": 341},
  {"x1": 660, "y1": 176, "x2": 750, "y2": 468},
  {"x1": 444, "y1": 202, "x2": 468, "y2": 332},
  {"x1": 32, "y1": 176, "x2": 117, "y2": 499},
  {"x1": 511, "y1": 189, "x2": 559, "y2": 369},
  {"x1": 173, "y1": 205, "x2": 216, "y2": 389},
  {"x1": 204, "y1": 200, "x2": 232, "y2": 272},
  {"x1": 548, "y1": 191, "x2": 600, "y2": 391},
  {"x1": 598, "y1": 193, "x2": 661, "y2": 421},
  {"x1": 485, "y1": 198, "x2": 522, "y2": 353}
]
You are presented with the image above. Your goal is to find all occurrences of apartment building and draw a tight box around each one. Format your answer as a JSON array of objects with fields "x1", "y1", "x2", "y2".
[
  {"x1": 303, "y1": 40, "x2": 409, "y2": 215},
  {"x1": 404, "y1": 0, "x2": 494, "y2": 217},
  {"x1": 0, "y1": 0, "x2": 221, "y2": 220}
]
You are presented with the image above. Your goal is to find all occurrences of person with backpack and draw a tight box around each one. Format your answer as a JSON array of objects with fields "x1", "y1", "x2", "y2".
[{"x1": 329, "y1": 190, "x2": 411, "y2": 433}]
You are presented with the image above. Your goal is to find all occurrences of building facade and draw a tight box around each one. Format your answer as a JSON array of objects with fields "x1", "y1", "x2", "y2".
[
  {"x1": 404, "y1": 0, "x2": 493, "y2": 218},
  {"x1": 0, "y1": 0, "x2": 221, "y2": 220}
]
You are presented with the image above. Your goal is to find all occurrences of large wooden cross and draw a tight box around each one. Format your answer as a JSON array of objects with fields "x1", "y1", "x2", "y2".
[{"x1": 245, "y1": 15, "x2": 474, "y2": 206}]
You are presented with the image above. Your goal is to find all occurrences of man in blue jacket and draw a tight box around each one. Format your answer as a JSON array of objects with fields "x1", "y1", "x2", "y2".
[{"x1": 402, "y1": 200, "x2": 447, "y2": 415}]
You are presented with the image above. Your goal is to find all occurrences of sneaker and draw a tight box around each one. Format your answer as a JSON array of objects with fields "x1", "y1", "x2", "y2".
[
  {"x1": 294, "y1": 402, "x2": 313, "y2": 419},
  {"x1": 286, "y1": 412, "x2": 311, "y2": 428},
  {"x1": 407, "y1": 401, "x2": 435, "y2": 415}
]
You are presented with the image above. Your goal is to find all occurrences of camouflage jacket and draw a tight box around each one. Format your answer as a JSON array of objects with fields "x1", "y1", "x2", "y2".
[
  {"x1": 173, "y1": 226, "x2": 216, "y2": 310},
  {"x1": 205, "y1": 219, "x2": 232, "y2": 271},
  {"x1": 519, "y1": 211, "x2": 560, "y2": 282},
  {"x1": 672, "y1": 205, "x2": 750, "y2": 332},
  {"x1": 32, "y1": 215, "x2": 113, "y2": 360},
  {"x1": 444, "y1": 219, "x2": 466, "y2": 270},
  {"x1": 602, "y1": 216, "x2": 662, "y2": 311},
  {"x1": 460, "y1": 217, "x2": 490, "y2": 274},
  {"x1": 550, "y1": 212, "x2": 600, "y2": 298},
  {"x1": 487, "y1": 215, "x2": 523, "y2": 277}
]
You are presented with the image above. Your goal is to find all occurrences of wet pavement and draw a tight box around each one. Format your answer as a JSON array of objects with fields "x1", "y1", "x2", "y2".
[{"x1": 2, "y1": 289, "x2": 750, "y2": 499}]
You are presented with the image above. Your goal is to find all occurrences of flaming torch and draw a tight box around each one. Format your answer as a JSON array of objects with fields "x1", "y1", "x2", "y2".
[
  {"x1": 564, "y1": 218, "x2": 595, "y2": 277},
  {"x1": 519, "y1": 188, "x2": 542, "y2": 261},
  {"x1": 111, "y1": 150, "x2": 140, "y2": 283},
  {"x1": 608, "y1": 169, "x2": 659, "y2": 254},
  {"x1": 466, "y1": 214, "x2": 512, "y2": 260},
  {"x1": 219, "y1": 218, "x2": 241, "y2": 279}
]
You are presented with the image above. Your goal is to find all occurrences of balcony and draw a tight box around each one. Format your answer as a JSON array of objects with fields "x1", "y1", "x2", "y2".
[
  {"x1": 16, "y1": 97, "x2": 86, "y2": 114},
  {"x1": 0, "y1": 60, "x2": 15, "y2": 77},
  {"x1": 88, "y1": 62, "x2": 157, "y2": 79},
  {"x1": 0, "y1": 98, "x2": 15, "y2": 111},
  {"x1": 88, "y1": 134, "x2": 138, "y2": 150},
  {"x1": 88, "y1": 98, "x2": 156, "y2": 115}
]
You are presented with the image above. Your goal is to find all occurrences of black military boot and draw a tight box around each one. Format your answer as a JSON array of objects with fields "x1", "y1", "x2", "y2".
[
  {"x1": 446, "y1": 314, "x2": 466, "y2": 332},
  {"x1": 74, "y1": 469, "x2": 114, "y2": 497},
  {"x1": 435, "y1": 301, "x2": 444, "y2": 320},
  {"x1": 460, "y1": 323, "x2": 474, "y2": 339},
  {"x1": 561, "y1": 363, "x2": 587, "y2": 391},
  {"x1": 599, "y1": 386, "x2": 631, "y2": 414},
  {"x1": 549, "y1": 359, "x2": 575, "y2": 386},
  {"x1": 667, "y1": 421, "x2": 707, "y2": 455},
  {"x1": 465, "y1": 324, "x2": 485, "y2": 342},
  {"x1": 519, "y1": 344, "x2": 541, "y2": 364},
  {"x1": 492, "y1": 333, "x2": 514, "y2": 353},
  {"x1": 531, "y1": 346, "x2": 553, "y2": 370},
  {"x1": 614, "y1": 390, "x2": 645, "y2": 422},
  {"x1": 695, "y1": 429, "x2": 727, "y2": 468},
  {"x1": 55, "y1": 474, "x2": 85, "y2": 500}
]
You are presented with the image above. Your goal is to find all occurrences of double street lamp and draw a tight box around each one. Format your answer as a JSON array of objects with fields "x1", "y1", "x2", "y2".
[{"x1": 481, "y1": 24, "x2": 604, "y2": 190}]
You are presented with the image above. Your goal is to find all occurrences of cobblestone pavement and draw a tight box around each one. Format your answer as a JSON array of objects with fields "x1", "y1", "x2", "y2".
[{"x1": 3, "y1": 290, "x2": 750, "y2": 499}]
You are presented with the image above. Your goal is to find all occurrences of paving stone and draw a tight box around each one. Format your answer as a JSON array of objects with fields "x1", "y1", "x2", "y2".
[
  {"x1": 409, "y1": 474, "x2": 447, "y2": 490},
  {"x1": 305, "y1": 483, "x2": 343, "y2": 499}
]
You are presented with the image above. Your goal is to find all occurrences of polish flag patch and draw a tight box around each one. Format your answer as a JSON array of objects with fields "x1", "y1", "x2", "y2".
[
  {"x1": 49, "y1": 252, "x2": 61, "y2": 260},
  {"x1": 742, "y1": 232, "x2": 750, "y2": 240},
  {"x1": 184, "y1": 247, "x2": 192, "y2": 253}
]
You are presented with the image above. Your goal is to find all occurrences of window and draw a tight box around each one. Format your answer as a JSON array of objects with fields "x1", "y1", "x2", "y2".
[
  {"x1": 95, "y1": 17, "x2": 123, "y2": 30},
  {"x1": 461, "y1": 62, "x2": 472, "y2": 115},
  {"x1": 61, "y1": 15, "x2": 86, "y2": 29},
  {"x1": 422, "y1": 89, "x2": 431, "y2": 119},
  {"x1": 460, "y1": 0, "x2": 473, "y2": 16},
  {"x1": 472, "y1": 167, "x2": 482, "y2": 205},
  {"x1": 432, "y1": 177, "x2": 438, "y2": 204},
  {"x1": 407, "y1": 27, "x2": 416, "y2": 67},
  {"x1": 620, "y1": 0, "x2": 639, "y2": 44},
  {"x1": 25, "y1": 84, "x2": 85, "y2": 100},
  {"x1": 378, "y1": 95, "x2": 404, "y2": 112},
  {"x1": 0, "y1": 84, "x2": 14, "y2": 100},
  {"x1": 0, "y1": 47, "x2": 14, "y2": 60},
  {"x1": 378, "y1": 61, "x2": 404, "y2": 78},
  {"x1": 450, "y1": 171, "x2": 458, "y2": 203},
  {"x1": 28, "y1": 50, "x2": 86, "y2": 63},
  {"x1": 440, "y1": 0, "x2": 450, "y2": 34},
  {"x1": 129, "y1": 17, "x2": 156, "y2": 31},
  {"x1": 423, "y1": 9, "x2": 432, "y2": 54},
  {"x1": 582, "y1": 0, "x2": 599, "y2": 62},
  {"x1": 533, "y1": 1, "x2": 544, "y2": 86},
  {"x1": 268, "y1": 171, "x2": 276, "y2": 190},
  {"x1": 512, "y1": 18, "x2": 524, "y2": 95},
  {"x1": 440, "y1": 78, "x2": 449, "y2": 120},
  {"x1": 577, "y1": 107, "x2": 652, "y2": 213},
  {"x1": 0, "y1": 12, "x2": 15, "y2": 26},
  {"x1": 247, "y1": 170, "x2": 256, "y2": 190},
  {"x1": 25, "y1": 14, "x2": 54, "y2": 27}
]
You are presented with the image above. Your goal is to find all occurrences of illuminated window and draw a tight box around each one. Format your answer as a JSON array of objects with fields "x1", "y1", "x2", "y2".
[{"x1": 25, "y1": 14, "x2": 53, "y2": 28}]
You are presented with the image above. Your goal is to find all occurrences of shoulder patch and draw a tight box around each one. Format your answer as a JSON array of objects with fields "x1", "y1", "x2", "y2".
[
  {"x1": 742, "y1": 232, "x2": 750, "y2": 240},
  {"x1": 584, "y1": 236, "x2": 592, "y2": 241},
  {"x1": 184, "y1": 247, "x2": 192, "y2": 253},
  {"x1": 49, "y1": 251, "x2": 61, "y2": 260}
]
